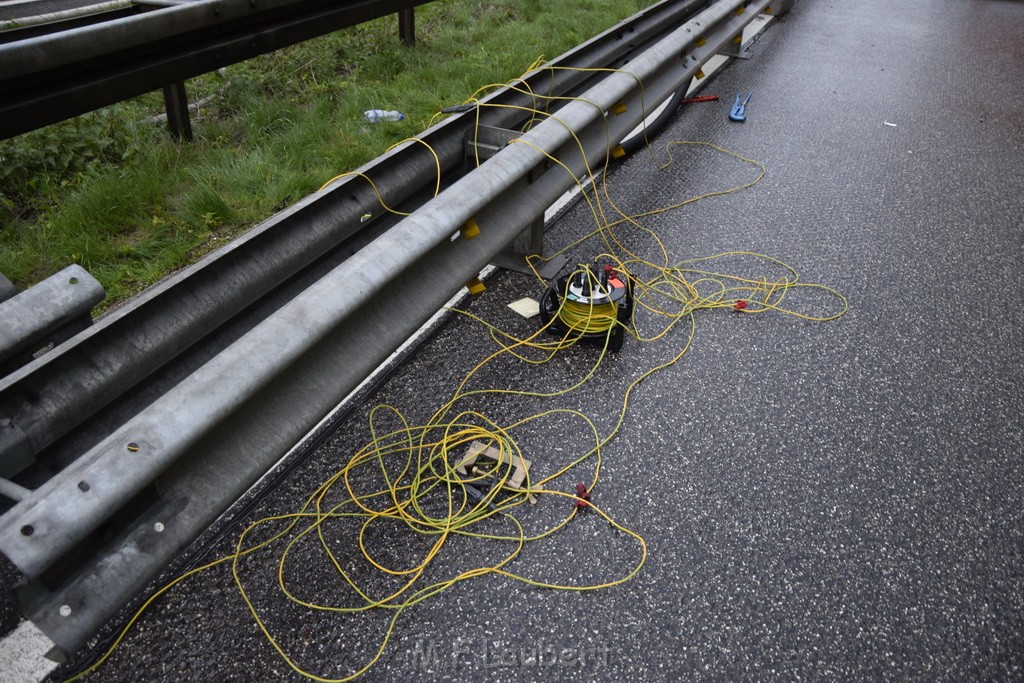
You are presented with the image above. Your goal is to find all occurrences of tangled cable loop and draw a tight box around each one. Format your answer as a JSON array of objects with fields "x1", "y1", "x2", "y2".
[{"x1": 69, "y1": 59, "x2": 847, "y2": 683}]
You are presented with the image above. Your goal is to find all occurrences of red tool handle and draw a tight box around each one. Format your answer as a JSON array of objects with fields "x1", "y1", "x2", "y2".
[{"x1": 681, "y1": 95, "x2": 720, "y2": 104}]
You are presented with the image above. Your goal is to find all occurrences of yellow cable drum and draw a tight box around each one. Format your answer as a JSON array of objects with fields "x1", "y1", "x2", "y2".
[{"x1": 539, "y1": 263, "x2": 633, "y2": 351}]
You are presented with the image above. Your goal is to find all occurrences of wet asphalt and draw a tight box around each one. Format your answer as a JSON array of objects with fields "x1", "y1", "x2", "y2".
[{"x1": 56, "y1": 0, "x2": 1024, "y2": 680}]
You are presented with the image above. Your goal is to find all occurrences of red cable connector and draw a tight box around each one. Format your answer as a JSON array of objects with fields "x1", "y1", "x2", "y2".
[
  {"x1": 734, "y1": 300, "x2": 748, "y2": 310},
  {"x1": 574, "y1": 483, "x2": 591, "y2": 509}
]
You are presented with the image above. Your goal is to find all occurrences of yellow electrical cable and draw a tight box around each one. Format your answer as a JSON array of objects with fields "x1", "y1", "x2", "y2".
[
  {"x1": 66, "y1": 57, "x2": 849, "y2": 683},
  {"x1": 317, "y1": 137, "x2": 442, "y2": 213},
  {"x1": 559, "y1": 299, "x2": 619, "y2": 333}
]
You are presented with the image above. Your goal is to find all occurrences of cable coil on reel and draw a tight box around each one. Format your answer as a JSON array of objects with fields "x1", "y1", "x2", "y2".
[{"x1": 539, "y1": 263, "x2": 634, "y2": 352}]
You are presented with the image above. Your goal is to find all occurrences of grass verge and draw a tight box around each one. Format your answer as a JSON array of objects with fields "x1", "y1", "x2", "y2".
[{"x1": 0, "y1": 0, "x2": 652, "y2": 309}]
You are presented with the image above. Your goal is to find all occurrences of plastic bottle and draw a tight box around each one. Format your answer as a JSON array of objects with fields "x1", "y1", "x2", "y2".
[{"x1": 363, "y1": 109, "x2": 405, "y2": 123}]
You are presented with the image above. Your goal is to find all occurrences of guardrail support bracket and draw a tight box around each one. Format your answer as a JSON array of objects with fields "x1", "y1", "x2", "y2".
[{"x1": 465, "y1": 126, "x2": 567, "y2": 279}]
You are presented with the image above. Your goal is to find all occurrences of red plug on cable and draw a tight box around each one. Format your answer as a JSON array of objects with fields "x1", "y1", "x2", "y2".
[
  {"x1": 734, "y1": 300, "x2": 748, "y2": 310},
  {"x1": 575, "y1": 483, "x2": 591, "y2": 509}
]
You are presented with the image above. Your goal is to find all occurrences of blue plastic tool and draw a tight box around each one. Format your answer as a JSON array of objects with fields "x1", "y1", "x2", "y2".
[{"x1": 729, "y1": 92, "x2": 752, "y2": 122}]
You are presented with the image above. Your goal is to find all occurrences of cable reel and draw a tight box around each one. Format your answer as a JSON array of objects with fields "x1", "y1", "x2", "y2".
[{"x1": 539, "y1": 263, "x2": 633, "y2": 352}]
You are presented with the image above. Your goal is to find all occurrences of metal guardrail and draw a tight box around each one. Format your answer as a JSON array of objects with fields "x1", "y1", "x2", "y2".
[
  {"x1": 0, "y1": 0, "x2": 433, "y2": 139},
  {"x1": 0, "y1": 265, "x2": 104, "y2": 383},
  {"x1": 0, "y1": 0, "x2": 130, "y2": 30},
  {"x1": 0, "y1": 0, "x2": 708, "y2": 503},
  {"x1": 0, "y1": 1, "x2": 137, "y2": 40},
  {"x1": 0, "y1": 0, "x2": 794, "y2": 659}
]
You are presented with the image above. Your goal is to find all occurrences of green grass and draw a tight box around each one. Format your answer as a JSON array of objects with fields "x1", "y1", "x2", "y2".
[{"x1": 0, "y1": 0, "x2": 652, "y2": 307}]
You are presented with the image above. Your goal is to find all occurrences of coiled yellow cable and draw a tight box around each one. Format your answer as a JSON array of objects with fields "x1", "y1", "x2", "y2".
[
  {"x1": 66, "y1": 57, "x2": 849, "y2": 683},
  {"x1": 558, "y1": 299, "x2": 619, "y2": 333}
]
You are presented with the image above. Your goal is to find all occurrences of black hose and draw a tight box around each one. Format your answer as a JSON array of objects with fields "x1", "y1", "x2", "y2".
[{"x1": 616, "y1": 86, "x2": 687, "y2": 157}]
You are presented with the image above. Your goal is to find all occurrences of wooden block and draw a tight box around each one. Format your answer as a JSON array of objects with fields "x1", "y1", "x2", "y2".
[{"x1": 458, "y1": 440, "x2": 535, "y2": 495}]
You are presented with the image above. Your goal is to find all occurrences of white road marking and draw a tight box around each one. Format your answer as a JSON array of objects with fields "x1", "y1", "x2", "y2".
[{"x1": 0, "y1": 621, "x2": 59, "y2": 683}]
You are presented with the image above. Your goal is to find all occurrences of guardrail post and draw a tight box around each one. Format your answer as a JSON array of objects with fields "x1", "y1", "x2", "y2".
[
  {"x1": 162, "y1": 81, "x2": 193, "y2": 141},
  {"x1": 398, "y1": 8, "x2": 415, "y2": 46},
  {"x1": 465, "y1": 125, "x2": 567, "y2": 278}
]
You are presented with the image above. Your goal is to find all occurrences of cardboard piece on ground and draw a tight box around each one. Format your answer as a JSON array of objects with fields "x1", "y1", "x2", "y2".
[{"x1": 508, "y1": 297, "x2": 540, "y2": 318}]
